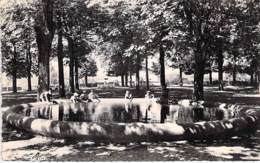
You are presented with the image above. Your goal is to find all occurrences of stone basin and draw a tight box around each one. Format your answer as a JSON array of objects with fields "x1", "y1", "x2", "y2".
[{"x1": 2, "y1": 98, "x2": 260, "y2": 143}]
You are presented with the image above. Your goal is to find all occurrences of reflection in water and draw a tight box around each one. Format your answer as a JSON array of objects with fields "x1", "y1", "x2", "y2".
[
  {"x1": 165, "y1": 105, "x2": 180, "y2": 123},
  {"x1": 160, "y1": 105, "x2": 169, "y2": 123},
  {"x1": 21, "y1": 101, "x2": 237, "y2": 124}
]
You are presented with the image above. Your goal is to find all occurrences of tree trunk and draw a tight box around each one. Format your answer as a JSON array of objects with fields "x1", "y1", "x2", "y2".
[
  {"x1": 27, "y1": 56, "x2": 32, "y2": 92},
  {"x1": 193, "y1": 42, "x2": 205, "y2": 101},
  {"x1": 68, "y1": 37, "x2": 75, "y2": 93},
  {"x1": 145, "y1": 56, "x2": 149, "y2": 90},
  {"x1": 233, "y1": 52, "x2": 237, "y2": 85},
  {"x1": 11, "y1": 42, "x2": 17, "y2": 93},
  {"x1": 255, "y1": 73, "x2": 258, "y2": 87},
  {"x1": 35, "y1": 36, "x2": 52, "y2": 99},
  {"x1": 121, "y1": 75, "x2": 124, "y2": 87},
  {"x1": 57, "y1": 14, "x2": 65, "y2": 97},
  {"x1": 85, "y1": 75, "x2": 88, "y2": 87},
  {"x1": 125, "y1": 72, "x2": 128, "y2": 87},
  {"x1": 258, "y1": 71, "x2": 260, "y2": 93},
  {"x1": 250, "y1": 71, "x2": 254, "y2": 86},
  {"x1": 27, "y1": 73, "x2": 32, "y2": 91},
  {"x1": 26, "y1": 42, "x2": 32, "y2": 91},
  {"x1": 159, "y1": 44, "x2": 168, "y2": 103},
  {"x1": 217, "y1": 41, "x2": 224, "y2": 91},
  {"x1": 194, "y1": 65, "x2": 205, "y2": 101},
  {"x1": 257, "y1": 53, "x2": 260, "y2": 93},
  {"x1": 12, "y1": 43, "x2": 17, "y2": 93},
  {"x1": 34, "y1": 0, "x2": 55, "y2": 100},
  {"x1": 209, "y1": 70, "x2": 212, "y2": 85},
  {"x1": 179, "y1": 67, "x2": 183, "y2": 87},
  {"x1": 135, "y1": 53, "x2": 141, "y2": 90},
  {"x1": 233, "y1": 70, "x2": 237, "y2": 84},
  {"x1": 12, "y1": 74, "x2": 17, "y2": 93},
  {"x1": 130, "y1": 72, "x2": 133, "y2": 88},
  {"x1": 136, "y1": 70, "x2": 140, "y2": 90},
  {"x1": 159, "y1": 45, "x2": 166, "y2": 90},
  {"x1": 75, "y1": 58, "x2": 79, "y2": 91}
]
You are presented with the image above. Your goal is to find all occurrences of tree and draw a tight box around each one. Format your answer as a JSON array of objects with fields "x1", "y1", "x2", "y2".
[
  {"x1": 34, "y1": 0, "x2": 55, "y2": 100},
  {"x1": 1, "y1": 3, "x2": 36, "y2": 93},
  {"x1": 145, "y1": 55, "x2": 149, "y2": 90},
  {"x1": 173, "y1": 0, "x2": 239, "y2": 100},
  {"x1": 208, "y1": 1, "x2": 236, "y2": 90},
  {"x1": 2, "y1": 39, "x2": 27, "y2": 93},
  {"x1": 79, "y1": 58, "x2": 98, "y2": 87},
  {"x1": 221, "y1": 0, "x2": 260, "y2": 88},
  {"x1": 100, "y1": 42, "x2": 128, "y2": 87},
  {"x1": 238, "y1": 0, "x2": 260, "y2": 88},
  {"x1": 140, "y1": 0, "x2": 174, "y2": 93},
  {"x1": 19, "y1": 10, "x2": 36, "y2": 91},
  {"x1": 1, "y1": 4, "x2": 38, "y2": 92},
  {"x1": 74, "y1": 40, "x2": 93, "y2": 90},
  {"x1": 55, "y1": 0, "x2": 66, "y2": 97},
  {"x1": 151, "y1": 62, "x2": 160, "y2": 76},
  {"x1": 167, "y1": 42, "x2": 193, "y2": 87},
  {"x1": 61, "y1": 0, "x2": 106, "y2": 92},
  {"x1": 98, "y1": 2, "x2": 142, "y2": 88}
]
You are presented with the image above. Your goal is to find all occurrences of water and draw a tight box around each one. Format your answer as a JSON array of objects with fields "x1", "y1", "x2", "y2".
[{"x1": 21, "y1": 101, "x2": 235, "y2": 124}]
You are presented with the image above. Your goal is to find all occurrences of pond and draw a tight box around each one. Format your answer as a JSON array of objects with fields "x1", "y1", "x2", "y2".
[
  {"x1": 4, "y1": 98, "x2": 258, "y2": 143},
  {"x1": 20, "y1": 99, "x2": 237, "y2": 124}
]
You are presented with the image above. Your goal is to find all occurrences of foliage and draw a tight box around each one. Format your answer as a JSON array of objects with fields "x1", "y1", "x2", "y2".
[
  {"x1": 1, "y1": 2, "x2": 38, "y2": 78},
  {"x1": 1, "y1": 40, "x2": 27, "y2": 78},
  {"x1": 79, "y1": 58, "x2": 98, "y2": 78}
]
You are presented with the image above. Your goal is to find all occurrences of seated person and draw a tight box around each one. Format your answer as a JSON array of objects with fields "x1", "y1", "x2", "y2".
[
  {"x1": 125, "y1": 90, "x2": 133, "y2": 101},
  {"x1": 191, "y1": 101, "x2": 205, "y2": 122},
  {"x1": 144, "y1": 91, "x2": 156, "y2": 103},
  {"x1": 79, "y1": 90, "x2": 88, "y2": 101},
  {"x1": 88, "y1": 90, "x2": 100, "y2": 102},
  {"x1": 40, "y1": 89, "x2": 52, "y2": 102},
  {"x1": 145, "y1": 91, "x2": 155, "y2": 99},
  {"x1": 70, "y1": 92, "x2": 81, "y2": 103}
]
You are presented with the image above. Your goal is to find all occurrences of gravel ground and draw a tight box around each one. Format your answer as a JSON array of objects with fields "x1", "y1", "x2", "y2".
[{"x1": 2, "y1": 126, "x2": 260, "y2": 161}]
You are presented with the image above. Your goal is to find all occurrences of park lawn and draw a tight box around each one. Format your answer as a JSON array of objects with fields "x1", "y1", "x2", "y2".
[
  {"x1": 1, "y1": 86, "x2": 260, "y2": 161},
  {"x1": 2, "y1": 85, "x2": 260, "y2": 107}
]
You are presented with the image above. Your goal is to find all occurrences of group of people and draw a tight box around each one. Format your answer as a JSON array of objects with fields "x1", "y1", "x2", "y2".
[
  {"x1": 40, "y1": 88, "x2": 155, "y2": 104},
  {"x1": 39, "y1": 89, "x2": 53, "y2": 102},
  {"x1": 70, "y1": 90, "x2": 100, "y2": 103},
  {"x1": 39, "y1": 89, "x2": 100, "y2": 103},
  {"x1": 124, "y1": 90, "x2": 155, "y2": 101}
]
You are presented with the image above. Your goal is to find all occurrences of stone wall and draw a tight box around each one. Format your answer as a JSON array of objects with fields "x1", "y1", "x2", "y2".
[{"x1": 3, "y1": 99, "x2": 260, "y2": 143}]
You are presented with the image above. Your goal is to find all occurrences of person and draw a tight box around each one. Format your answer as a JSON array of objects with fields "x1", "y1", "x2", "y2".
[
  {"x1": 145, "y1": 91, "x2": 154, "y2": 99},
  {"x1": 125, "y1": 90, "x2": 133, "y2": 101},
  {"x1": 40, "y1": 89, "x2": 52, "y2": 102},
  {"x1": 70, "y1": 92, "x2": 81, "y2": 103},
  {"x1": 79, "y1": 90, "x2": 88, "y2": 101},
  {"x1": 192, "y1": 101, "x2": 205, "y2": 122},
  {"x1": 124, "y1": 90, "x2": 133, "y2": 113},
  {"x1": 143, "y1": 91, "x2": 155, "y2": 122},
  {"x1": 216, "y1": 103, "x2": 229, "y2": 120},
  {"x1": 145, "y1": 91, "x2": 150, "y2": 99},
  {"x1": 88, "y1": 90, "x2": 100, "y2": 102}
]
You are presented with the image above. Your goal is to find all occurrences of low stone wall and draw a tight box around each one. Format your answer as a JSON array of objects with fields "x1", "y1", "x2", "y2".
[{"x1": 3, "y1": 99, "x2": 260, "y2": 143}]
